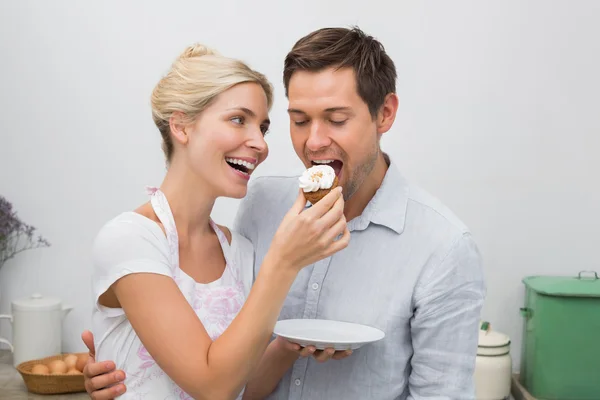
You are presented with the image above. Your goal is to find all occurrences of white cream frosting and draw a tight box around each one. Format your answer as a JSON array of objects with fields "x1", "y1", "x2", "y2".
[{"x1": 298, "y1": 165, "x2": 336, "y2": 192}]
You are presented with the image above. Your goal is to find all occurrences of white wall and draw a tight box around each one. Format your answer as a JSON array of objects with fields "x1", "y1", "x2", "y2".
[{"x1": 1, "y1": 0, "x2": 599, "y2": 371}]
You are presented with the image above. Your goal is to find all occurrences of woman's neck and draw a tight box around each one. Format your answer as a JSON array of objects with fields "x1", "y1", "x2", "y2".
[{"x1": 159, "y1": 161, "x2": 216, "y2": 238}]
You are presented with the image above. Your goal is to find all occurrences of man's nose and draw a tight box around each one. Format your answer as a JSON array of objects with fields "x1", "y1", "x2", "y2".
[{"x1": 306, "y1": 122, "x2": 331, "y2": 151}]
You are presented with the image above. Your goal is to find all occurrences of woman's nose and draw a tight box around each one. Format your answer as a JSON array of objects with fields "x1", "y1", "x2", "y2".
[{"x1": 248, "y1": 128, "x2": 268, "y2": 153}]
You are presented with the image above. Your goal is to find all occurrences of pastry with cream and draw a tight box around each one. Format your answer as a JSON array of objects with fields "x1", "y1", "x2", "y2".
[{"x1": 298, "y1": 164, "x2": 339, "y2": 204}]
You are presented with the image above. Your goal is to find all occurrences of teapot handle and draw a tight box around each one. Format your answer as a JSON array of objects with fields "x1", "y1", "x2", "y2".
[{"x1": 0, "y1": 314, "x2": 14, "y2": 352}]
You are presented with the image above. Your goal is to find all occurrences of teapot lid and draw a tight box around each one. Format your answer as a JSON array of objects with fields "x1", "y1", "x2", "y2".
[{"x1": 13, "y1": 293, "x2": 62, "y2": 312}]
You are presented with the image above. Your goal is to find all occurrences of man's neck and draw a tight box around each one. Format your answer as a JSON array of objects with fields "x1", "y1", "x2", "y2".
[{"x1": 344, "y1": 152, "x2": 389, "y2": 222}]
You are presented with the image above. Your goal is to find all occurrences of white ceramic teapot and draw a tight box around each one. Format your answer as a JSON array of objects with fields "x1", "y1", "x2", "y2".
[{"x1": 0, "y1": 293, "x2": 73, "y2": 367}]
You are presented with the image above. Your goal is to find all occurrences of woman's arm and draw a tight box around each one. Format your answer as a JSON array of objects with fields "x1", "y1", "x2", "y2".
[
  {"x1": 107, "y1": 188, "x2": 349, "y2": 400},
  {"x1": 112, "y1": 251, "x2": 295, "y2": 400},
  {"x1": 241, "y1": 337, "x2": 299, "y2": 400}
]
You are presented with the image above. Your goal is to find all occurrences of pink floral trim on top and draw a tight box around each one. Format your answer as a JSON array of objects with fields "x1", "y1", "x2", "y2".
[{"x1": 128, "y1": 187, "x2": 246, "y2": 397}]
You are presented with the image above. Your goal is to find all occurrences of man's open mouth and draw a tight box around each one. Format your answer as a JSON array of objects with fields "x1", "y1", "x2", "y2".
[
  {"x1": 311, "y1": 159, "x2": 343, "y2": 177},
  {"x1": 226, "y1": 157, "x2": 256, "y2": 177}
]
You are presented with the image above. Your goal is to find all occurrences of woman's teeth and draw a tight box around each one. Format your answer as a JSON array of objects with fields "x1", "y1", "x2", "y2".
[{"x1": 225, "y1": 158, "x2": 256, "y2": 170}]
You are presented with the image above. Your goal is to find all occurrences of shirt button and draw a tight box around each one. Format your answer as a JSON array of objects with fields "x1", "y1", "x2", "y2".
[
  {"x1": 312, "y1": 283, "x2": 319, "y2": 290},
  {"x1": 295, "y1": 378, "x2": 301, "y2": 386}
]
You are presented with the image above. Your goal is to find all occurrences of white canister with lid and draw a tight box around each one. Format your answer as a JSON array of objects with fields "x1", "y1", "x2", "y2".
[
  {"x1": 0, "y1": 293, "x2": 73, "y2": 367},
  {"x1": 474, "y1": 321, "x2": 512, "y2": 400}
]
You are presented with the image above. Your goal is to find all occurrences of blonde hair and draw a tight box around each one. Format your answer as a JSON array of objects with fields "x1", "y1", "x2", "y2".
[{"x1": 151, "y1": 43, "x2": 274, "y2": 162}]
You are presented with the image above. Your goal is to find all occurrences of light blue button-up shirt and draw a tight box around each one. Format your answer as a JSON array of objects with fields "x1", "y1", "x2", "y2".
[{"x1": 233, "y1": 155, "x2": 486, "y2": 399}]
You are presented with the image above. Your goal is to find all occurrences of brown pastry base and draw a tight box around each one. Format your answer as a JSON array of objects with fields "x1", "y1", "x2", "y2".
[{"x1": 303, "y1": 176, "x2": 339, "y2": 204}]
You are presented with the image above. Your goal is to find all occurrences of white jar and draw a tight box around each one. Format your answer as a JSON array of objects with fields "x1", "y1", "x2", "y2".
[{"x1": 474, "y1": 323, "x2": 512, "y2": 400}]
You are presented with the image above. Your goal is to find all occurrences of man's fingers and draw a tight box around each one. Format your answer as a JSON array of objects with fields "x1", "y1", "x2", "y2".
[
  {"x1": 87, "y1": 369, "x2": 125, "y2": 392},
  {"x1": 88, "y1": 383, "x2": 126, "y2": 400},
  {"x1": 281, "y1": 340, "x2": 317, "y2": 357},
  {"x1": 80, "y1": 331, "x2": 125, "y2": 399},
  {"x1": 298, "y1": 346, "x2": 316, "y2": 357},
  {"x1": 313, "y1": 348, "x2": 335, "y2": 363},
  {"x1": 280, "y1": 340, "x2": 315, "y2": 357},
  {"x1": 282, "y1": 341, "x2": 351, "y2": 362},
  {"x1": 83, "y1": 360, "x2": 117, "y2": 381},
  {"x1": 81, "y1": 330, "x2": 96, "y2": 358},
  {"x1": 278, "y1": 339, "x2": 301, "y2": 352},
  {"x1": 332, "y1": 349, "x2": 353, "y2": 360}
]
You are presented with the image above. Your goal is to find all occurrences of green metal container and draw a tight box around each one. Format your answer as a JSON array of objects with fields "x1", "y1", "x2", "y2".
[{"x1": 520, "y1": 271, "x2": 600, "y2": 399}]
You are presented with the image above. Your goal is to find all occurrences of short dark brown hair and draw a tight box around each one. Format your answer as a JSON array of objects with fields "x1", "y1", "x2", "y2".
[{"x1": 283, "y1": 26, "x2": 397, "y2": 117}]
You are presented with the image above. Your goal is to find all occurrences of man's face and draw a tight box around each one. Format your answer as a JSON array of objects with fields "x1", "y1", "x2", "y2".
[{"x1": 287, "y1": 67, "x2": 380, "y2": 200}]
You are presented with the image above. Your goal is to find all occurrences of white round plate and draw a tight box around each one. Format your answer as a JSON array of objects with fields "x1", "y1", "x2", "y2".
[{"x1": 273, "y1": 319, "x2": 385, "y2": 351}]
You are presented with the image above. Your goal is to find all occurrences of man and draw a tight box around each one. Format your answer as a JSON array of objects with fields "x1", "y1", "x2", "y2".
[{"x1": 82, "y1": 26, "x2": 485, "y2": 399}]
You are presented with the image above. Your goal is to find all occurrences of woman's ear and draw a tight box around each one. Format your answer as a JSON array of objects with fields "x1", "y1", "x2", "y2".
[{"x1": 169, "y1": 111, "x2": 189, "y2": 145}]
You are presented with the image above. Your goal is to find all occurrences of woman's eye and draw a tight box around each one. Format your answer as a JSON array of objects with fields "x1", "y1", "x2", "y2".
[
  {"x1": 294, "y1": 120, "x2": 308, "y2": 126},
  {"x1": 261, "y1": 125, "x2": 270, "y2": 136},
  {"x1": 231, "y1": 116, "x2": 244, "y2": 125}
]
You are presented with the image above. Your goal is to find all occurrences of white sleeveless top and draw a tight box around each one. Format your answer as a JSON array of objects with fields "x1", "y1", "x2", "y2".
[{"x1": 91, "y1": 187, "x2": 254, "y2": 399}]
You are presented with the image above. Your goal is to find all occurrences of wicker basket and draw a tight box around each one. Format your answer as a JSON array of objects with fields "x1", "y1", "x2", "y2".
[{"x1": 16, "y1": 353, "x2": 87, "y2": 394}]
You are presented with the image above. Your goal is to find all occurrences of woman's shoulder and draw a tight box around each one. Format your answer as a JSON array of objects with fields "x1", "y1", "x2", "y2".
[
  {"x1": 91, "y1": 211, "x2": 172, "y2": 278},
  {"x1": 94, "y1": 211, "x2": 167, "y2": 252}
]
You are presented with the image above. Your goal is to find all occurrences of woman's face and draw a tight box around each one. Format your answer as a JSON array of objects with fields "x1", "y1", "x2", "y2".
[{"x1": 176, "y1": 82, "x2": 270, "y2": 199}]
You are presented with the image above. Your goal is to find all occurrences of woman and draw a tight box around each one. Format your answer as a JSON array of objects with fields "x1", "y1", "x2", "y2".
[{"x1": 90, "y1": 43, "x2": 349, "y2": 399}]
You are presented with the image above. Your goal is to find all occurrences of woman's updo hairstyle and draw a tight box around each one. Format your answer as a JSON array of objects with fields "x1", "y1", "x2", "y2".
[{"x1": 151, "y1": 43, "x2": 273, "y2": 162}]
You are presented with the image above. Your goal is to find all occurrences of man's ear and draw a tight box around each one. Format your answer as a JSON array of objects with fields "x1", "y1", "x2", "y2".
[
  {"x1": 376, "y1": 93, "x2": 399, "y2": 136},
  {"x1": 169, "y1": 111, "x2": 190, "y2": 145}
]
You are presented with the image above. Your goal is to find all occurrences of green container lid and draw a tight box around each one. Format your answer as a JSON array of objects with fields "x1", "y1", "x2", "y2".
[{"x1": 523, "y1": 271, "x2": 600, "y2": 297}]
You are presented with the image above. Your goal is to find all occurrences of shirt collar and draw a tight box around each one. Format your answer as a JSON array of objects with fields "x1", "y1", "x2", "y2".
[{"x1": 347, "y1": 153, "x2": 408, "y2": 234}]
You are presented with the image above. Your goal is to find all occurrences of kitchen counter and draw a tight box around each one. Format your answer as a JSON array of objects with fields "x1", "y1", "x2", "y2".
[
  {"x1": 0, "y1": 351, "x2": 88, "y2": 400},
  {"x1": 0, "y1": 350, "x2": 518, "y2": 399}
]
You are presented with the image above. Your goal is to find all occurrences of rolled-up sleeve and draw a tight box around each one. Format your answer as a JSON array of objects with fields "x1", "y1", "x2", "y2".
[{"x1": 408, "y1": 232, "x2": 486, "y2": 400}]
